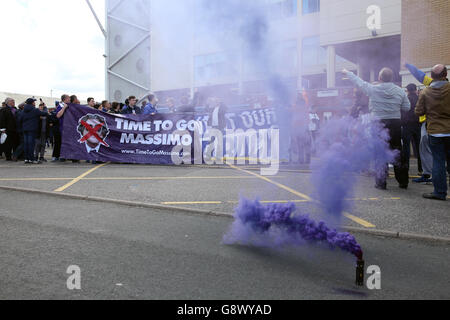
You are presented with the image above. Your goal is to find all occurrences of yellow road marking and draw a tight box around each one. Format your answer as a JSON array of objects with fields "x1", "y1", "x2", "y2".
[
  {"x1": 54, "y1": 163, "x2": 108, "y2": 192},
  {"x1": 161, "y1": 197, "x2": 402, "y2": 206},
  {"x1": 242, "y1": 167, "x2": 313, "y2": 174},
  {"x1": 82, "y1": 176, "x2": 284, "y2": 181},
  {"x1": 228, "y1": 164, "x2": 376, "y2": 228},
  {"x1": 0, "y1": 178, "x2": 72, "y2": 181},
  {"x1": 342, "y1": 213, "x2": 376, "y2": 228},
  {"x1": 342, "y1": 213, "x2": 375, "y2": 228},
  {"x1": 227, "y1": 200, "x2": 310, "y2": 204},
  {"x1": 259, "y1": 200, "x2": 309, "y2": 204},
  {"x1": 228, "y1": 164, "x2": 313, "y2": 201},
  {"x1": 162, "y1": 201, "x2": 223, "y2": 205},
  {"x1": 215, "y1": 157, "x2": 289, "y2": 164},
  {"x1": 0, "y1": 176, "x2": 284, "y2": 182}
]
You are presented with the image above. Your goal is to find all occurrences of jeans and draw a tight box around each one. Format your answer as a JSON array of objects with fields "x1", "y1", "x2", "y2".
[
  {"x1": 52, "y1": 130, "x2": 61, "y2": 159},
  {"x1": 23, "y1": 131, "x2": 37, "y2": 162},
  {"x1": 402, "y1": 123, "x2": 422, "y2": 172},
  {"x1": 13, "y1": 133, "x2": 24, "y2": 160},
  {"x1": 419, "y1": 123, "x2": 433, "y2": 176},
  {"x1": 428, "y1": 135, "x2": 450, "y2": 199},
  {"x1": 2, "y1": 131, "x2": 18, "y2": 160},
  {"x1": 376, "y1": 119, "x2": 409, "y2": 187},
  {"x1": 35, "y1": 135, "x2": 46, "y2": 159}
]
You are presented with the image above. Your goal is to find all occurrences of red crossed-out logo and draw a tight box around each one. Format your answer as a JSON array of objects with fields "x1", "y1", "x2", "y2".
[{"x1": 77, "y1": 114, "x2": 110, "y2": 152}]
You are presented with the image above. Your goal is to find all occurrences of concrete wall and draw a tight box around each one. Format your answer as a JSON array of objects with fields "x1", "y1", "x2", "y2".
[
  {"x1": 106, "y1": 0, "x2": 152, "y2": 101},
  {"x1": 108, "y1": 0, "x2": 403, "y2": 97},
  {"x1": 150, "y1": 0, "x2": 194, "y2": 93},
  {"x1": 320, "y1": 0, "x2": 402, "y2": 46}
]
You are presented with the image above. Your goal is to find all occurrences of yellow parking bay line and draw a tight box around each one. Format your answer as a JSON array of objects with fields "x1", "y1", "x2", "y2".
[
  {"x1": 228, "y1": 198, "x2": 398, "y2": 204},
  {"x1": 161, "y1": 197, "x2": 402, "y2": 206},
  {"x1": 54, "y1": 163, "x2": 108, "y2": 192},
  {"x1": 227, "y1": 164, "x2": 376, "y2": 228},
  {"x1": 228, "y1": 164, "x2": 313, "y2": 201},
  {"x1": 0, "y1": 176, "x2": 284, "y2": 182},
  {"x1": 342, "y1": 213, "x2": 375, "y2": 228},
  {"x1": 82, "y1": 176, "x2": 284, "y2": 181},
  {"x1": 227, "y1": 200, "x2": 309, "y2": 204},
  {"x1": 0, "y1": 178, "x2": 72, "y2": 181},
  {"x1": 162, "y1": 201, "x2": 223, "y2": 205}
]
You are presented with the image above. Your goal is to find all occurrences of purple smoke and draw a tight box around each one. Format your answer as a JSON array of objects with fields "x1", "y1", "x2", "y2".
[
  {"x1": 224, "y1": 117, "x2": 397, "y2": 260},
  {"x1": 224, "y1": 198, "x2": 363, "y2": 260},
  {"x1": 311, "y1": 117, "x2": 397, "y2": 218}
]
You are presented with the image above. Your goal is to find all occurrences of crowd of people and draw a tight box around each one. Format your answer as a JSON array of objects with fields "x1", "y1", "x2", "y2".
[
  {"x1": 0, "y1": 93, "x2": 226, "y2": 165},
  {"x1": 342, "y1": 63, "x2": 450, "y2": 201},
  {"x1": 1, "y1": 63, "x2": 449, "y2": 200}
]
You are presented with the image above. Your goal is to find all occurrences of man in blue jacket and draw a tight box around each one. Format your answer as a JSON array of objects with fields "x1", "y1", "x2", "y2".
[
  {"x1": 343, "y1": 67, "x2": 411, "y2": 190},
  {"x1": 21, "y1": 98, "x2": 48, "y2": 164},
  {"x1": 143, "y1": 94, "x2": 158, "y2": 115}
]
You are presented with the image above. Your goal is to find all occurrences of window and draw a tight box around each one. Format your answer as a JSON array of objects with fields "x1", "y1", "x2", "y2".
[
  {"x1": 194, "y1": 52, "x2": 235, "y2": 83},
  {"x1": 302, "y1": 0, "x2": 320, "y2": 15},
  {"x1": 267, "y1": 0, "x2": 298, "y2": 19},
  {"x1": 274, "y1": 40, "x2": 298, "y2": 74},
  {"x1": 243, "y1": 40, "x2": 297, "y2": 77},
  {"x1": 302, "y1": 36, "x2": 326, "y2": 66}
]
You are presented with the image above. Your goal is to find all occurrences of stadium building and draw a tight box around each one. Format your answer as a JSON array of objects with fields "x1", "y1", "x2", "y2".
[{"x1": 107, "y1": 0, "x2": 439, "y2": 106}]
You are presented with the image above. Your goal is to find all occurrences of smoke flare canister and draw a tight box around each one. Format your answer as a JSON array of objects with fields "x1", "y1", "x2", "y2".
[{"x1": 356, "y1": 259, "x2": 365, "y2": 286}]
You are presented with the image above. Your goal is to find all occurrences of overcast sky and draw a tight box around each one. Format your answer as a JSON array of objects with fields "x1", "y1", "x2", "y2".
[{"x1": 0, "y1": 0, "x2": 106, "y2": 100}]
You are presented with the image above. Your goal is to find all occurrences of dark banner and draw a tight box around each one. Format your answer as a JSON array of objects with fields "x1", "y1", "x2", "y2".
[{"x1": 60, "y1": 105, "x2": 278, "y2": 164}]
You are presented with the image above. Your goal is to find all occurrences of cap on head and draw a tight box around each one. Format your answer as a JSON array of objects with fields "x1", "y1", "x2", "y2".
[{"x1": 26, "y1": 98, "x2": 37, "y2": 105}]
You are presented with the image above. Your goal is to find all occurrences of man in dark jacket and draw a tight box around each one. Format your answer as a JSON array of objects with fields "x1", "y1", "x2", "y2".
[
  {"x1": 402, "y1": 84, "x2": 422, "y2": 174},
  {"x1": 49, "y1": 103, "x2": 61, "y2": 161},
  {"x1": 350, "y1": 88, "x2": 369, "y2": 119},
  {"x1": 35, "y1": 103, "x2": 50, "y2": 162},
  {"x1": 177, "y1": 96, "x2": 196, "y2": 114},
  {"x1": 415, "y1": 64, "x2": 450, "y2": 201},
  {"x1": 0, "y1": 98, "x2": 19, "y2": 161},
  {"x1": 121, "y1": 96, "x2": 141, "y2": 115},
  {"x1": 55, "y1": 94, "x2": 71, "y2": 162},
  {"x1": 0, "y1": 102, "x2": 6, "y2": 159},
  {"x1": 11, "y1": 103, "x2": 25, "y2": 161},
  {"x1": 21, "y1": 98, "x2": 48, "y2": 164}
]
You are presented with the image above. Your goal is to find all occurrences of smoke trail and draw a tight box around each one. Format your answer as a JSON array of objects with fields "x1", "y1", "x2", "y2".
[
  {"x1": 198, "y1": 1, "x2": 284, "y2": 93},
  {"x1": 224, "y1": 198, "x2": 363, "y2": 260},
  {"x1": 197, "y1": 0, "x2": 298, "y2": 158},
  {"x1": 311, "y1": 117, "x2": 397, "y2": 219},
  {"x1": 224, "y1": 117, "x2": 395, "y2": 260}
]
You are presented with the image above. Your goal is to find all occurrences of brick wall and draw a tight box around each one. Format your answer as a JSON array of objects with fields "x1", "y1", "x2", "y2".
[{"x1": 401, "y1": 0, "x2": 450, "y2": 69}]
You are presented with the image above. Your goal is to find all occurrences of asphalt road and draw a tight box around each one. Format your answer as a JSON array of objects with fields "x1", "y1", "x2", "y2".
[
  {"x1": 0, "y1": 160, "x2": 449, "y2": 238},
  {"x1": 0, "y1": 189, "x2": 449, "y2": 300}
]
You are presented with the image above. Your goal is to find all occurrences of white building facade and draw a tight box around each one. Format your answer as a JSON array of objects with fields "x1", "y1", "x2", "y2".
[{"x1": 105, "y1": 0, "x2": 403, "y2": 103}]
